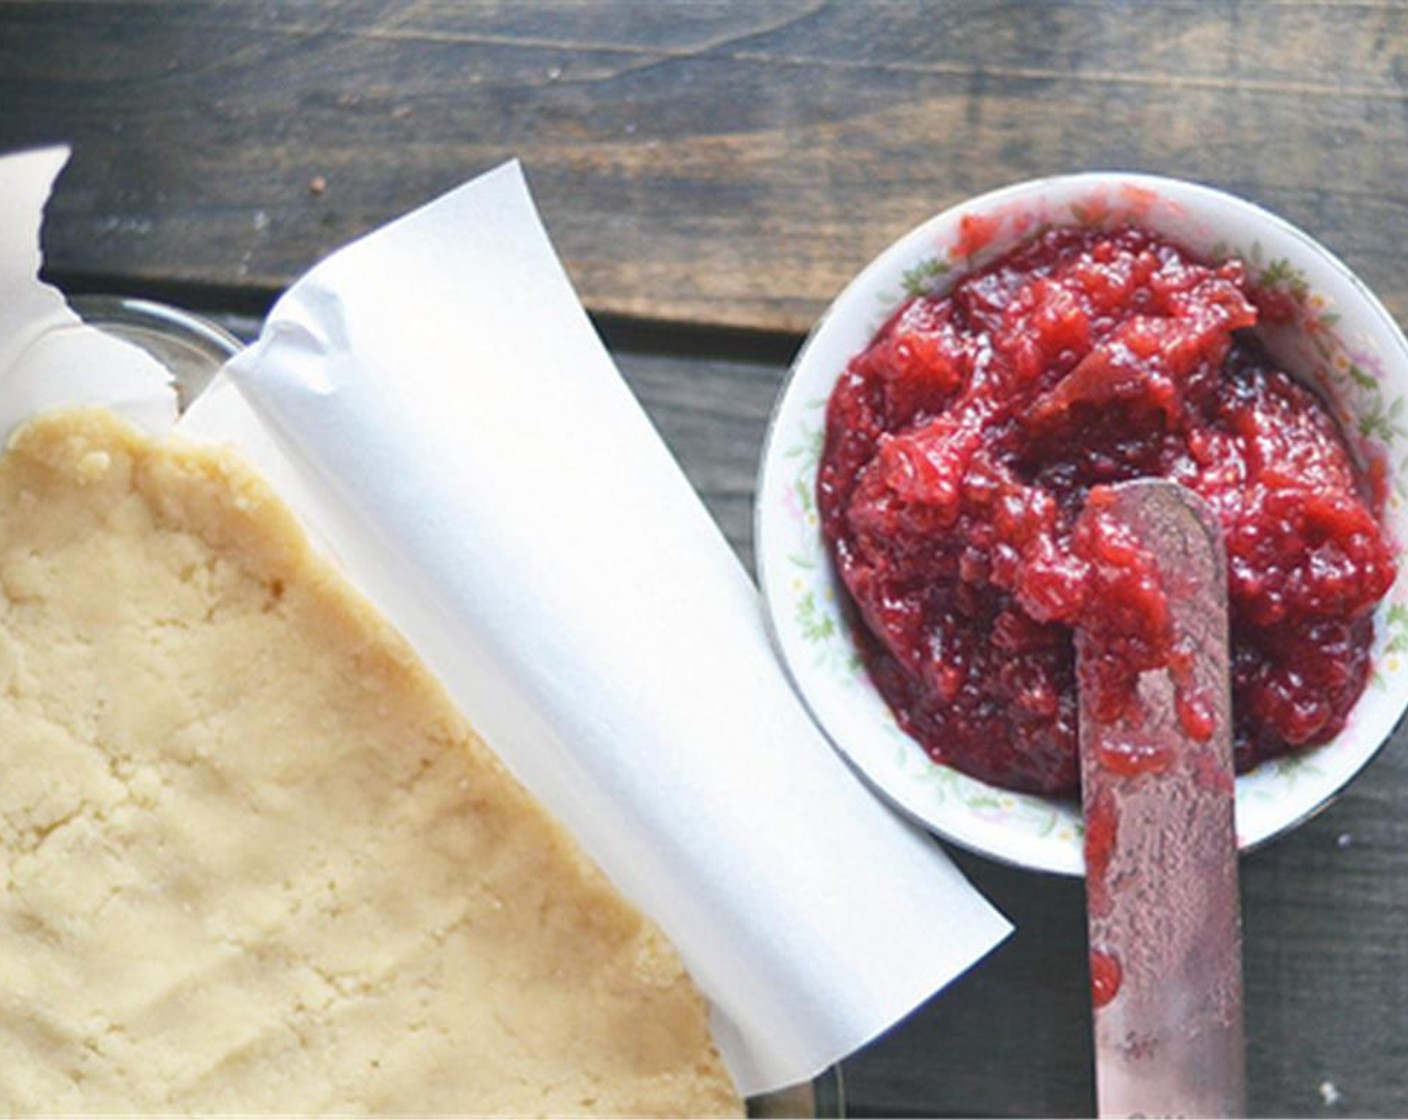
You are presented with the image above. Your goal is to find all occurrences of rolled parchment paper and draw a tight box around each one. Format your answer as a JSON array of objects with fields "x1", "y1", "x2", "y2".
[{"x1": 4, "y1": 149, "x2": 1011, "y2": 1096}]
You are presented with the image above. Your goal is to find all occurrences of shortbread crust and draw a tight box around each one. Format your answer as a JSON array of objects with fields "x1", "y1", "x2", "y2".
[{"x1": 0, "y1": 408, "x2": 740, "y2": 1116}]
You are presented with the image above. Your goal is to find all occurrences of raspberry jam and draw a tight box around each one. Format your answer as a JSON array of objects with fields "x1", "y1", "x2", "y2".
[{"x1": 817, "y1": 226, "x2": 1397, "y2": 797}]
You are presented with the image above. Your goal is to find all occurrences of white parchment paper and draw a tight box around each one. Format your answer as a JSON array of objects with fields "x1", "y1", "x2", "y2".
[
  {"x1": 3, "y1": 148, "x2": 1011, "y2": 1096},
  {"x1": 0, "y1": 148, "x2": 177, "y2": 433}
]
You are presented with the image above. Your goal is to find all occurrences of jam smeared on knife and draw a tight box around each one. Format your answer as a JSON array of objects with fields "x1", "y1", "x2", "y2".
[
  {"x1": 1088, "y1": 947, "x2": 1122, "y2": 1010},
  {"x1": 818, "y1": 226, "x2": 1396, "y2": 796},
  {"x1": 1076, "y1": 480, "x2": 1245, "y2": 1118}
]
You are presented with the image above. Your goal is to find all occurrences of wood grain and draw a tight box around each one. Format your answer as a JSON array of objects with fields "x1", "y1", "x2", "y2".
[
  {"x1": 13, "y1": 4, "x2": 1408, "y2": 1113},
  {"x1": 6, "y1": 1, "x2": 1408, "y2": 332}
]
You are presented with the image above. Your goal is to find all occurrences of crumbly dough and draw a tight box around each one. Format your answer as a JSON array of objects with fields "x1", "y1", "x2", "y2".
[{"x1": 0, "y1": 408, "x2": 741, "y2": 1117}]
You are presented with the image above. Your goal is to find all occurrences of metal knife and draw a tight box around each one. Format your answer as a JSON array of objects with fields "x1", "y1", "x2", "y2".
[{"x1": 1076, "y1": 479, "x2": 1246, "y2": 1119}]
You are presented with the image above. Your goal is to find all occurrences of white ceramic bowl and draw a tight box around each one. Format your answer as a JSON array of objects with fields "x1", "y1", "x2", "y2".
[{"x1": 756, "y1": 173, "x2": 1408, "y2": 876}]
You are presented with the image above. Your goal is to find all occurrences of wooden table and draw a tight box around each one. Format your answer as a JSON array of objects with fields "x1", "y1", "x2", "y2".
[{"x1": 4, "y1": 3, "x2": 1407, "y2": 1116}]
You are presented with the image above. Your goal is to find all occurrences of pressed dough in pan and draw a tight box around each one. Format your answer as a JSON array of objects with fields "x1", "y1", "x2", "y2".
[{"x1": 0, "y1": 408, "x2": 740, "y2": 1116}]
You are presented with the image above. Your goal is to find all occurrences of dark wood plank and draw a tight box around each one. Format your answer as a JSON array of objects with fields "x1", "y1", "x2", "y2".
[
  {"x1": 29, "y1": 0, "x2": 1408, "y2": 1103},
  {"x1": 7, "y1": 1, "x2": 1408, "y2": 332}
]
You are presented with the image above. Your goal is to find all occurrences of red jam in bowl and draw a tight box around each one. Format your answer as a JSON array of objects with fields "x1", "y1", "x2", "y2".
[{"x1": 817, "y1": 226, "x2": 1397, "y2": 797}]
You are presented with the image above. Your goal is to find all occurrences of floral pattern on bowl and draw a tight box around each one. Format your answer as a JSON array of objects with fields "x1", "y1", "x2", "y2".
[{"x1": 755, "y1": 174, "x2": 1408, "y2": 876}]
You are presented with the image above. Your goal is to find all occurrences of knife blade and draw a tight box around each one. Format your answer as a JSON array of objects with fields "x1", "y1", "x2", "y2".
[{"x1": 1076, "y1": 479, "x2": 1245, "y2": 1119}]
